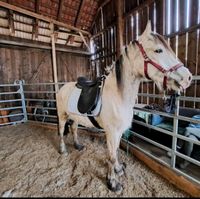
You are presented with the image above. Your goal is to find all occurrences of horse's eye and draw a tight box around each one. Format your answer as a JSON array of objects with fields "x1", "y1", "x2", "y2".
[{"x1": 154, "y1": 49, "x2": 163, "y2": 53}]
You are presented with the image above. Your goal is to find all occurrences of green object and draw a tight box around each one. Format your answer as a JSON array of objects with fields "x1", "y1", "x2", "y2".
[{"x1": 122, "y1": 129, "x2": 133, "y2": 140}]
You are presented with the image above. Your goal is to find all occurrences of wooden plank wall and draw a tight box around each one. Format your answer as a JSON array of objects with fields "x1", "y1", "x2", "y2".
[
  {"x1": 0, "y1": 46, "x2": 90, "y2": 84},
  {"x1": 92, "y1": 0, "x2": 200, "y2": 109},
  {"x1": 91, "y1": 0, "x2": 117, "y2": 76},
  {"x1": 124, "y1": 0, "x2": 200, "y2": 109},
  {"x1": 0, "y1": 45, "x2": 90, "y2": 101}
]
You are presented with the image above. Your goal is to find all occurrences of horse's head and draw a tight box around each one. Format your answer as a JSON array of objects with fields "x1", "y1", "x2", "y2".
[{"x1": 130, "y1": 21, "x2": 192, "y2": 92}]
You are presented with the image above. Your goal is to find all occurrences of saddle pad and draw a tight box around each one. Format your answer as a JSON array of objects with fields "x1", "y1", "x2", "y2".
[{"x1": 68, "y1": 87, "x2": 102, "y2": 117}]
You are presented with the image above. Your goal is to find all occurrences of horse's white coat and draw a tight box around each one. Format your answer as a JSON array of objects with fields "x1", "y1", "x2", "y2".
[
  {"x1": 67, "y1": 86, "x2": 102, "y2": 116},
  {"x1": 56, "y1": 21, "x2": 192, "y2": 192}
]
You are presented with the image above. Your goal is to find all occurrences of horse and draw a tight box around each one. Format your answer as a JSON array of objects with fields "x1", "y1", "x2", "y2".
[{"x1": 56, "y1": 21, "x2": 192, "y2": 193}]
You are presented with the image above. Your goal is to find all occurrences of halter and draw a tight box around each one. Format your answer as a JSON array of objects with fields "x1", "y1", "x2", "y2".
[{"x1": 135, "y1": 40, "x2": 183, "y2": 90}]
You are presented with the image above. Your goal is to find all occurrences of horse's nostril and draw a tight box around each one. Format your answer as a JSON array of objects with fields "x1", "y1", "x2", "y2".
[{"x1": 188, "y1": 76, "x2": 192, "y2": 81}]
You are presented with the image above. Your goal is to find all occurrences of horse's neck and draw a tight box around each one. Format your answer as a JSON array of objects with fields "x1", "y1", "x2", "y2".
[
  {"x1": 105, "y1": 64, "x2": 141, "y2": 108},
  {"x1": 120, "y1": 65, "x2": 140, "y2": 107}
]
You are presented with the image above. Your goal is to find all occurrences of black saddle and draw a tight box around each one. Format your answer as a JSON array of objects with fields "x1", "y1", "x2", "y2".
[{"x1": 76, "y1": 76, "x2": 102, "y2": 114}]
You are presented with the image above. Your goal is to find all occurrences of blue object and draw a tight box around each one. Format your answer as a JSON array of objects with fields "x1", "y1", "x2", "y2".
[
  {"x1": 189, "y1": 115, "x2": 200, "y2": 128},
  {"x1": 150, "y1": 114, "x2": 164, "y2": 126}
]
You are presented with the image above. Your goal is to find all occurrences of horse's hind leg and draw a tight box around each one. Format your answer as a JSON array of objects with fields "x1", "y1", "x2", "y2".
[
  {"x1": 58, "y1": 113, "x2": 68, "y2": 154},
  {"x1": 70, "y1": 121, "x2": 84, "y2": 151}
]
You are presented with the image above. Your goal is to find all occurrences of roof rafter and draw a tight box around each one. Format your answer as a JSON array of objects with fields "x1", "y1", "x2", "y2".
[
  {"x1": 57, "y1": 0, "x2": 64, "y2": 21},
  {"x1": 7, "y1": 0, "x2": 15, "y2": 36},
  {"x1": 32, "y1": 0, "x2": 40, "y2": 39},
  {"x1": 74, "y1": 0, "x2": 84, "y2": 27},
  {"x1": 0, "y1": 1, "x2": 91, "y2": 36}
]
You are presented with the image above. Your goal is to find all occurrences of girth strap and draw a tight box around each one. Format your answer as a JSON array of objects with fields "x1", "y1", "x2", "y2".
[{"x1": 88, "y1": 116, "x2": 103, "y2": 129}]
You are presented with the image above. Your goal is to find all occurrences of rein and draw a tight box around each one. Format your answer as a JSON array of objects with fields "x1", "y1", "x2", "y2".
[{"x1": 134, "y1": 40, "x2": 183, "y2": 90}]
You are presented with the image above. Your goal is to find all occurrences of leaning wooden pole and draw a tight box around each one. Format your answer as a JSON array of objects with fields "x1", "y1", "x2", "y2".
[{"x1": 50, "y1": 24, "x2": 59, "y2": 96}]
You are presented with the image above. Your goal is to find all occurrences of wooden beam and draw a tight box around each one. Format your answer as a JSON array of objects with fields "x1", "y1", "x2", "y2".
[
  {"x1": 90, "y1": 0, "x2": 112, "y2": 32},
  {"x1": 57, "y1": 0, "x2": 64, "y2": 21},
  {"x1": 74, "y1": 0, "x2": 84, "y2": 27},
  {"x1": 32, "y1": 18, "x2": 39, "y2": 39},
  {"x1": 0, "y1": 1, "x2": 91, "y2": 36},
  {"x1": 32, "y1": 0, "x2": 40, "y2": 39},
  {"x1": 79, "y1": 31, "x2": 90, "y2": 52},
  {"x1": 123, "y1": 0, "x2": 154, "y2": 19},
  {"x1": 50, "y1": 23, "x2": 59, "y2": 94},
  {"x1": 8, "y1": 9, "x2": 15, "y2": 36},
  {"x1": 0, "y1": 34, "x2": 91, "y2": 55},
  {"x1": 66, "y1": 35, "x2": 75, "y2": 45},
  {"x1": 91, "y1": 22, "x2": 116, "y2": 39},
  {"x1": 120, "y1": 140, "x2": 200, "y2": 197},
  {"x1": 116, "y1": 0, "x2": 124, "y2": 57}
]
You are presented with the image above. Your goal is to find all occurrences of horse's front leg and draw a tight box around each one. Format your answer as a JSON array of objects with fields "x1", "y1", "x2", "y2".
[{"x1": 106, "y1": 131, "x2": 124, "y2": 193}]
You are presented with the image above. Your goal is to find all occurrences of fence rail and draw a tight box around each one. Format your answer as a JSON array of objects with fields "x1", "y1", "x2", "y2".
[{"x1": 0, "y1": 80, "x2": 200, "y2": 186}]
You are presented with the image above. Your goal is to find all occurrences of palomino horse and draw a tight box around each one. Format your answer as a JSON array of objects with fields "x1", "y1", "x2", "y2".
[{"x1": 56, "y1": 21, "x2": 192, "y2": 192}]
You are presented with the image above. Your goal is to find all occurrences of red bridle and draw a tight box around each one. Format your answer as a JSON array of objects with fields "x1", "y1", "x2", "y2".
[{"x1": 135, "y1": 40, "x2": 183, "y2": 90}]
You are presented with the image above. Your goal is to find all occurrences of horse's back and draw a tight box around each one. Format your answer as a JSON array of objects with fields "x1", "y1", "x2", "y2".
[
  {"x1": 58, "y1": 82, "x2": 76, "y2": 97},
  {"x1": 57, "y1": 82, "x2": 76, "y2": 113}
]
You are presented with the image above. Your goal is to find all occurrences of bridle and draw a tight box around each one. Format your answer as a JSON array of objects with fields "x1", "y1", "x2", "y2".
[{"x1": 135, "y1": 40, "x2": 183, "y2": 90}]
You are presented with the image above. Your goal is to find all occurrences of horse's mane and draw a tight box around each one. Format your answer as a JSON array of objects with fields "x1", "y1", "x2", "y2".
[{"x1": 115, "y1": 54, "x2": 123, "y2": 88}]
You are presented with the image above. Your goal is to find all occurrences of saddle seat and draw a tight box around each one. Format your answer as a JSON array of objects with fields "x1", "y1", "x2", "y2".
[
  {"x1": 76, "y1": 76, "x2": 98, "y2": 88},
  {"x1": 76, "y1": 76, "x2": 102, "y2": 114}
]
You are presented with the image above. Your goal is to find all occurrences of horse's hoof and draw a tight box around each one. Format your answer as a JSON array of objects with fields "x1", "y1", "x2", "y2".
[
  {"x1": 107, "y1": 178, "x2": 123, "y2": 194},
  {"x1": 115, "y1": 168, "x2": 124, "y2": 177},
  {"x1": 59, "y1": 146, "x2": 68, "y2": 155},
  {"x1": 59, "y1": 150, "x2": 68, "y2": 156},
  {"x1": 74, "y1": 143, "x2": 84, "y2": 151},
  {"x1": 115, "y1": 162, "x2": 126, "y2": 176}
]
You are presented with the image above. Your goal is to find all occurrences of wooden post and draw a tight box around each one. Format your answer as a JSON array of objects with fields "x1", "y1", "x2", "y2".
[
  {"x1": 50, "y1": 23, "x2": 59, "y2": 94},
  {"x1": 116, "y1": 0, "x2": 124, "y2": 57}
]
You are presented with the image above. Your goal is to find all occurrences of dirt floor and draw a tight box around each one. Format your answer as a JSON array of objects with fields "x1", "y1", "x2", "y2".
[{"x1": 0, "y1": 123, "x2": 189, "y2": 197}]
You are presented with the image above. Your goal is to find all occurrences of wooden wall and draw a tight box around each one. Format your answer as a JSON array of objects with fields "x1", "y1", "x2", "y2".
[
  {"x1": 91, "y1": 0, "x2": 117, "y2": 75},
  {"x1": 0, "y1": 45, "x2": 90, "y2": 84},
  {"x1": 91, "y1": 0, "x2": 200, "y2": 109}
]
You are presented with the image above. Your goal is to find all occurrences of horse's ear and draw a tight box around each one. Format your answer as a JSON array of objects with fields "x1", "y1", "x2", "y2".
[
  {"x1": 138, "y1": 20, "x2": 152, "y2": 42},
  {"x1": 142, "y1": 20, "x2": 152, "y2": 36}
]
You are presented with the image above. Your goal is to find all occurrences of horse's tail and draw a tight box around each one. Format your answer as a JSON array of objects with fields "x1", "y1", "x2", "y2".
[{"x1": 64, "y1": 119, "x2": 74, "y2": 135}]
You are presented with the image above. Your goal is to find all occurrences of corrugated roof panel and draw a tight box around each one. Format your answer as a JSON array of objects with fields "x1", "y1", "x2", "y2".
[
  {"x1": 38, "y1": 35, "x2": 51, "y2": 43},
  {"x1": 0, "y1": 27, "x2": 10, "y2": 35},
  {"x1": 75, "y1": 36, "x2": 83, "y2": 42},
  {"x1": 38, "y1": 28, "x2": 51, "y2": 36},
  {"x1": 0, "y1": 9, "x2": 7, "y2": 18},
  {"x1": 14, "y1": 22, "x2": 33, "y2": 32},
  {"x1": 56, "y1": 39, "x2": 66, "y2": 45},
  {"x1": 58, "y1": 32, "x2": 68, "y2": 40},
  {"x1": 0, "y1": 18, "x2": 9, "y2": 27},
  {"x1": 14, "y1": 14, "x2": 33, "y2": 24},
  {"x1": 15, "y1": 30, "x2": 32, "y2": 40},
  {"x1": 39, "y1": 21, "x2": 50, "y2": 29}
]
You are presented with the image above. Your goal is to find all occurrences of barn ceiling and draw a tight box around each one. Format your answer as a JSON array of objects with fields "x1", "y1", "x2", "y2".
[
  {"x1": 0, "y1": 0, "x2": 102, "y2": 49},
  {"x1": 5, "y1": 0, "x2": 100, "y2": 30}
]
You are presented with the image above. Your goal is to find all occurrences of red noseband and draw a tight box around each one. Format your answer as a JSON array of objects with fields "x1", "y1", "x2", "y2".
[{"x1": 135, "y1": 41, "x2": 183, "y2": 90}]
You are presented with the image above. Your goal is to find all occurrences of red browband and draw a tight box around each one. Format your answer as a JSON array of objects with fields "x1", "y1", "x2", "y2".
[{"x1": 135, "y1": 40, "x2": 183, "y2": 90}]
